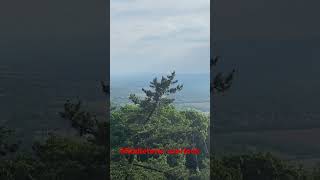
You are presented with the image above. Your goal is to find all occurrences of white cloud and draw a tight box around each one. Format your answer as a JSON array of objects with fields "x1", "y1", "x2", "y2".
[{"x1": 111, "y1": 0, "x2": 210, "y2": 75}]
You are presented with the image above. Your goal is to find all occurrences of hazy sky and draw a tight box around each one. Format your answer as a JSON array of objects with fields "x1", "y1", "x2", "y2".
[
  {"x1": 215, "y1": 0, "x2": 320, "y2": 41},
  {"x1": 0, "y1": 0, "x2": 107, "y2": 64},
  {"x1": 111, "y1": 0, "x2": 210, "y2": 75},
  {"x1": 213, "y1": 0, "x2": 320, "y2": 113}
]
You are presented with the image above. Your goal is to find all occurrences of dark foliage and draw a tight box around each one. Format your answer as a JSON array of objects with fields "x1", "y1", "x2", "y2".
[{"x1": 211, "y1": 56, "x2": 236, "y2": 94}]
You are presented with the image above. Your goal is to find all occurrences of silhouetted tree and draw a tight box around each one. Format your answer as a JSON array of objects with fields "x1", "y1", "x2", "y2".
[
  {"x1": 211, "y1": 56, "x2": 235, "y2": 94},
  {"x1": 129, "y1": 71, "x2": 183, "y2": 123},
  {"x1": 101, "y1": 81, "x2": 109, "y2": 95},
  {"x1": 210, "y1": 56, "x2": 236, "y2": 158}
]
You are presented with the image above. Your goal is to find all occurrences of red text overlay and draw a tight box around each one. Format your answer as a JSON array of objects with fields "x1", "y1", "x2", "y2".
[{"x1": 119, "y1": 147, "x2": 201, "y2": 155}]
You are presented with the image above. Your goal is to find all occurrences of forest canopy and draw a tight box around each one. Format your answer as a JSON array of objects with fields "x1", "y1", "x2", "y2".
[{"x1": 1, "y1": 72, "x2": 320, "y2": 179}]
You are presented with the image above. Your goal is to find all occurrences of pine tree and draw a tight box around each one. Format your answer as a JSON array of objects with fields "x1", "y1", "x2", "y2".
[
  {"x1": 211, "y1": 56, "x2": 235, "y2": 94},
  {"x1": 129, "y1": 71, "x2": 183, "y2": 123}
]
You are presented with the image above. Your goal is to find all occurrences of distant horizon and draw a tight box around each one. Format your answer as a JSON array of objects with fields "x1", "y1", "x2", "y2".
[{"x1": 111, "y1": 71, "x2": 210, "y2": 77}]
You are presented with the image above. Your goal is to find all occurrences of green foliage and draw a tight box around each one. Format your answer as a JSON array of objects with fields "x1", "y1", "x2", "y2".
[
  {"x1": 211, "y1": 153, "x2": 316, "y2": 180},
  {"x1": 211, "y1": 157, "x2": 242, "y2": 180},
  {"x1": 0, "y1": 136, "x2": 107, "y2": 180},
  {"x1": 110, "y1": 104, "x2": 210, "y2": 179},
  {"x1": 0, "y1": 154, "x2": 38, "y2": 180},
  {"x1": 59, "y1": 100, "x2": 109, "y2": 147},
  {"x1": 32, "y1": 135, "x2": 107, "y2": 179},
  {"x1": 110, "y1": 72, "x2": 209, "y2": 179},
  {"x1": 311, "y1": 163, "x2": 320, "y2": 180},
  {"x1": 129, "y1": 71, "x2": 183, "y2": 123},
  {"x1": 4, "y1": 71, "x2": 320, "y2": 180},
  {"x1": 0, "y1": 126, "x2": 19, "y2": 157}
]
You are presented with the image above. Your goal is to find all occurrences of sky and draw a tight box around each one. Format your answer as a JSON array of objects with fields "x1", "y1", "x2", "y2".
[
  {"x1": 215, "y1": 0, "x2": 320, "y2": 41},
  {"x1": 0, "y1": 0, "x2": 107, "y2": 64},
  {"x1": 0, "y1": 0, "x2": 108, "y2": 82},
  {"x1": 0, "y1": 0, "x2": 108, "y2": 134},
  {"x1": 212, "y1": 0, "x2": 320, "y2": 114},
  {"x1": 111, "y1": 0, "x2": 210, "y2": 75}
]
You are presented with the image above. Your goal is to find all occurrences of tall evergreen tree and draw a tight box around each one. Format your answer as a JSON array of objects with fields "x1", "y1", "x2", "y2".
[{"x1": 129, "y1": 71, "x2": 183, "y2": 123}]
